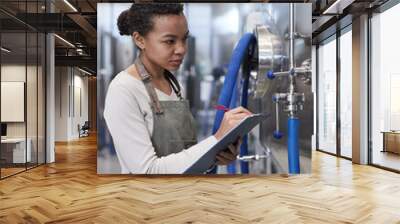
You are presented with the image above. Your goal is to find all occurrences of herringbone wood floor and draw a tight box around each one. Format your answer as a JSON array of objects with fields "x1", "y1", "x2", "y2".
[{"x1": 1, "y1": 134, "x2": 400, "y2": 223}]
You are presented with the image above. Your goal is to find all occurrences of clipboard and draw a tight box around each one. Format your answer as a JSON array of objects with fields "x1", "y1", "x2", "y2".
[{"x1": 184, "y1": 113, "x2": 270, "y2": 174}]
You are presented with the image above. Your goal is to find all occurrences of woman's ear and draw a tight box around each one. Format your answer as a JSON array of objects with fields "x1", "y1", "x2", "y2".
[{"x1": 132, "y1": 32, "x2": 145, "y2": 50}]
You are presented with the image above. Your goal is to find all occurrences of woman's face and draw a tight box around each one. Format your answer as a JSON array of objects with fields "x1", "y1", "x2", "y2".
[{"x1": 141, "y1": 14, "x2": 189, "y2": 71}]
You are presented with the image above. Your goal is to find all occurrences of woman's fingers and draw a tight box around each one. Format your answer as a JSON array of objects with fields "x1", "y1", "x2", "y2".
[
  {"x1": 216, "y1": 144, "x2": 240, "y2": 165},
  {"x1": 228, "y1": 106, "x2": 252, "y2": 115},
  {"x1": 228, "y1": 143, "x2": 238, "y2": 155},
  {"x1": 215, "y1": 137, "x2": 243, "y2": 165},
  {"x1": 216, "y1": 155, "x2": 230, "y2": 165},
  {"x1": 214, "y1": 107, "x2": 253, "y2": 141},
  {"x1": 225, "y1": 109, "x2": 251, "y2": 120},
  {"x1": 218, "y1": 150, "x2": 237, "y2": 161},
  {"x1": 229, "y1": 113, "x2": 249, "y2": 121}
]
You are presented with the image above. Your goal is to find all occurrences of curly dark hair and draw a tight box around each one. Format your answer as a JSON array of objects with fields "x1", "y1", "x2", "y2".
[{"x1": 117, "y1": 3, "x2": 184, "y2": 36}]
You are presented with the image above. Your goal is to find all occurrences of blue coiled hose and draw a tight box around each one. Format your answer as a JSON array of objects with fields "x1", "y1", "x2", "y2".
[{"x1": 210, "y1": 33, "x2": 256, "y2": 174}]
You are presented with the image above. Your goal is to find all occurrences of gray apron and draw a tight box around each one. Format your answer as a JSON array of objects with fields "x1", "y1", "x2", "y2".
[{"x1": 135, "y1": 58, "x2": 198, "y2": 157}]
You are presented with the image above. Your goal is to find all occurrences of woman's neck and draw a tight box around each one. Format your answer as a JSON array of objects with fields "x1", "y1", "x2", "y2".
[{"x1": 139, "y1": 54, "x2": 164, "y2": 80}]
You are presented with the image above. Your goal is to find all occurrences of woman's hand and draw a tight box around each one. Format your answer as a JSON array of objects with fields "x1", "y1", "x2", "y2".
[
  {"x1": 216, "y1": 138, "x2": 242, "y2": 165},
  {"x1": 213, "y1": 106, "x2": 252, "y2": 141}
]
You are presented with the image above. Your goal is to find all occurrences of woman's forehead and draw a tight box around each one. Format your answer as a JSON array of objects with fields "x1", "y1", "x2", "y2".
[{"x1": 150, "y1": 14, "x2": 188, "y2": 36}]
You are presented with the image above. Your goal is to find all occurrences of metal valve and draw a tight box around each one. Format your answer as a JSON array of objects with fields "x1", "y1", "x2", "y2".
[{"x1": 237, "y1": 154, "x2": 268, "y2": 161}]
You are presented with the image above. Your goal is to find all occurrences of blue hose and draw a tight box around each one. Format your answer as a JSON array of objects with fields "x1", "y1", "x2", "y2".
[
  {"x1": 212, "y1": 33, "x2": 256, "y2": 134},
  {"x1": 227, "y1": 81, "x2": 238, "y2": 174},
  {"x1": 287, "y1": 117, "x2": 300, "y2": 174},
  {"x1": 209, "y1": 33, "x2": 256, "y2": 174}
]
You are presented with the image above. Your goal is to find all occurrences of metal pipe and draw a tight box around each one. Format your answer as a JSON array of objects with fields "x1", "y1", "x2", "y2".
[
  {"x1": 286, "y1": 3, "x2": 300, "y2": 174},
  {"x1": 238, "y1": 154, "x2": 268, "y2": 162},
  {"x1": 273, "y1": 71, "x2": 288, "y2": 76},
  {"x1": 288, "y1": 3, "x2": 296, "y2": 117},
  {"x1": 289, "y1": 3, "x2": 294, "y2": 70},
  {"x1": 273, "y1": 95, "x2": 283, "y2": 139}
]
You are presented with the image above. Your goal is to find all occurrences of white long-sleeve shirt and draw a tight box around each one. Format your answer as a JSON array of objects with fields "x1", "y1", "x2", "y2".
[{"x1": 103, "y1": 70, "x2": 218, "y2": 174}]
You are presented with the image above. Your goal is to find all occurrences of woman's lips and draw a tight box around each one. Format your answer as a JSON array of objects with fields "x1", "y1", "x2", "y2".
[{"x1": 169, "y1": 60, "x2": 182, "y2": 66}]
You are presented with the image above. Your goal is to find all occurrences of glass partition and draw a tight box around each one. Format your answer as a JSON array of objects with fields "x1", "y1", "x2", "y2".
[
  {"x1": 0, "y1": 1, "x2": 46, "y2": 179},
  {"x1": 317, "y1": 36, "x2": 337, "y2": 155},
  {"x1": 1, "y1": 30, "x2": 28, "y2": 177}
]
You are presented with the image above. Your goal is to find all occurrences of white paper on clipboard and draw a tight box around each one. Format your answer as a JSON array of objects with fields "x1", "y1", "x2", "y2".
[{"x1": 184, "y1": 113, "x2": 270, "y2": 174}]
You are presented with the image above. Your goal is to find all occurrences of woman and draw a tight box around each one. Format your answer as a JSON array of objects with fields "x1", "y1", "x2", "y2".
[{"x1": 104, "y1": 3, "x2": 252, "y2": 174}]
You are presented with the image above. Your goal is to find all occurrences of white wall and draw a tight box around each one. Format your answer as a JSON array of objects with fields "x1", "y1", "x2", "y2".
[
  {"x1": 55, "y1": 66, "x2": 68, "y2": 141},
  {"x1": 55, "y1": 67, "x2": 89, "y2": 141},
  {"x1": 1, "y1": 64, "x2": 46, "y2": 163},
  {"x1": 1, "y1": 65, "x2": 39, "y2": 138}
]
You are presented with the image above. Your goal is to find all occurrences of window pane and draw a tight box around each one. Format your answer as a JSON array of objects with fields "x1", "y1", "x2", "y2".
[
  {"x1": 318, "y1": 37, "x2": 337, "y2": 154},
  {"x1": 340, "y1": 29, "x2": 352, "y2": 158},
  {"x1": 371, "y1": 3, "x2": 400, "y2": 171}
]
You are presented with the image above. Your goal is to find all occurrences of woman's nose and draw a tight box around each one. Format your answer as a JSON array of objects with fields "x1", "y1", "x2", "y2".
[{"x1": 174, "y1": 41, "x2": 186, "y2": 55}]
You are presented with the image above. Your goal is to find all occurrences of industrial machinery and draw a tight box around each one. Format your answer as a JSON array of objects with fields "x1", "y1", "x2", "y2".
[{"x1": 212, "y1": 3, "x2": 312, "y2": 174}]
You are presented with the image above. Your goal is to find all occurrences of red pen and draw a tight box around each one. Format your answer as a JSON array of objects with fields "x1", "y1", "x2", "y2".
[{"x1": 214, "y1": 105, "x2": 230, "y2": 112}]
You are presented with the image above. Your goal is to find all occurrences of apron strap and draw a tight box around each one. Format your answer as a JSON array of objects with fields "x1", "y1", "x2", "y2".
[
  {"x1": 135, "y1": 58, "x2": 164, "y2": 114},
  {"x1": 164, "y1": 70, "x2": 183, "y2": 100}
]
